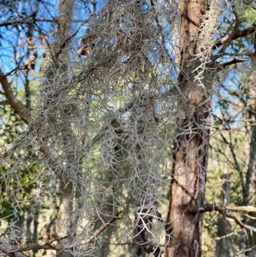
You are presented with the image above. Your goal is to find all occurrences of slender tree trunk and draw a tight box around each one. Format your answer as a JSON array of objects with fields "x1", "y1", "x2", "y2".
[
  {"x1": 45, "y1": 1, "x2": 75, "y2": 257},
  {"x1": 215, "y1": 174, "x2": 234, "y2": 257},
  {"x1": 56, "y1": 176, "x2": 74, "y2": 257},
  {"x1": 165, "y1": 0, "x2": 210, "y2": 256},
  {"x1": 244, "y1": 107, "x2": 256, "y2": 206},
  {"x1": 242, "y1": 82, "x2": 256, "y2": 255}
]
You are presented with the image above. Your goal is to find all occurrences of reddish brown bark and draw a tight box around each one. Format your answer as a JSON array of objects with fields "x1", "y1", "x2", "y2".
[
  {"x1": 165, "y1": 0, "x2": 209, "y2": 256},
  {"x1": 165, "y1": 95, "x2": 209, "y2": 257}
]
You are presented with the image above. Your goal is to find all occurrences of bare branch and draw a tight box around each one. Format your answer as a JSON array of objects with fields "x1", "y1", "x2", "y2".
[
  {"x1": 0, "y1": 242, "x2": 59, "y2": 255},
  {"x1": 220, "y1": 58, "x2": 247, "y2": 67},
  {"x1": 0, "y1": 212, "x2": 121, "y2": 255},
  {"x1": 56, "y1": 18, "x2": 89, "y2": 58},
  {"x1": 203, "y1": 203, "x2": 256, "y2": 213},
  {"x1": 0, "y1": 10, "x2": 38, "y2": 27},
  {"x1": 226, "y1": 213, "x2": 256, "y2": 233},
  {"x1": 202, "y1": 204, "x2": 256, "y2": 234},
  {"x1": 213, "y1": 9, "x2": 241, "y2": 61},
  {"x1": 2, "y1": 57, "x2": 25, "y2": 77},
  {"x1": 0, "y1": 69, "x2": 31, "y2": 123},
  {"x1": 0, "y1": 17, "x2": 32, "y2": 27},
  {"x1": 214, "y1": 23, "x2": 256, "y2": 51},
  {"x1": 83, "y1": 211, "x2": 122, "y2": 244},
  {"x1": 0, "y1": 101, "x2": 10, "y2": 106}
]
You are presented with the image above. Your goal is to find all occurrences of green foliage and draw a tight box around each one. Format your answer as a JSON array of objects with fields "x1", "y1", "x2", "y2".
[
  {"x1": 0, "y1": 106, "x2": 24, "y2": 145},
  {"x1": 241, "y1": 7, "x2": 256, "y2": 24}
]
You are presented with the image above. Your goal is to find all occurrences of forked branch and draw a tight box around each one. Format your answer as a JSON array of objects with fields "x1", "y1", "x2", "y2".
[
  {"x1": 202, "y1": 203, "x2": 256, "y2": 234},
  {"x1": 214, "y1": 23, "x2": 256, "y2": 52}
]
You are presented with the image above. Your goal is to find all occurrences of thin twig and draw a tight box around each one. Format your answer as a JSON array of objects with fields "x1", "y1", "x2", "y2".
[{"x1": 83, "y1": 211, "x2": 122, "y2": 244}]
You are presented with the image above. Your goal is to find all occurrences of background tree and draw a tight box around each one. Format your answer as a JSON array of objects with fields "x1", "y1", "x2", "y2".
[{"x1": 0, "y1": 1, "x2": 256, "y2": 257}]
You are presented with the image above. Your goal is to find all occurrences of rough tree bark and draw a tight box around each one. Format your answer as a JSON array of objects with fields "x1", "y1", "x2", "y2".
[{"x1": 164, "y1": 0, "x2": 210, "y2": 256}]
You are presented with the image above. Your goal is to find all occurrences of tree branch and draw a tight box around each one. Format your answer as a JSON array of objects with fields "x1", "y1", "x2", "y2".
[
  {"x1": 202, "y1": 203, "x2": 256, "y2": 234},
  {"x1": 213, "y1": 9, "x2": 241, "y2": 61},
  {"x1": 0, "y1": 101, "x2": 10, "y2": 106},
  {"x1": 214, "y1": 23, "x2": 256, "y2": 51},
  {"x1": 0, "y1": 212, "x2": 122, "y2": 255},
  {"x1": 0, "y1": 17, "x2": 32, "y2": 27},
  {"x1": 220, "y1": 58, "x2": 247, "y2": 67},
  {"x1": 83, "y1": 211, "x2": 122, "y2": 244},
  {"x1": 0, "y1": 69, "x2": 31, "y2": 124},
  {"x1": 55, "y1": 18, "x2": 89, "y2": 58},
  {"x1": 0, "y1": 11, "x2": 38, "y2": 27},
  {"x1": 225, "y1": 213, "x2": 256, "y2": 233},
  {"x1": 203, "y1": 203, "x2": 256, "y2": 213},
  {"x1": 0, "y1": 242, "x2": 59, "y2": 255}
]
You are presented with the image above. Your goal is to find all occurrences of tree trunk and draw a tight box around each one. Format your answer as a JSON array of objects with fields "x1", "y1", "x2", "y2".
[
  {"x1": 242, "y1": 77, "x2": 256, "y2": 256},
  {"x1": 46, "y1": 1, "x2": 75, "y2": 256},
  {"x1": 215, "y1": 174, "x2": 234, "y2": 257},
  {"x1": 56, "y1": 176, "x2": 74, "y2": 257},
  {"x1": 165, "y1": 94, "x2": 209, "y2": 257},
  {"x1": 244, "y1": 82, "x2": 256, "y2": 206},
  {"x1": 165, "y1": 0, "x2": 209, "y2": 256}
]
